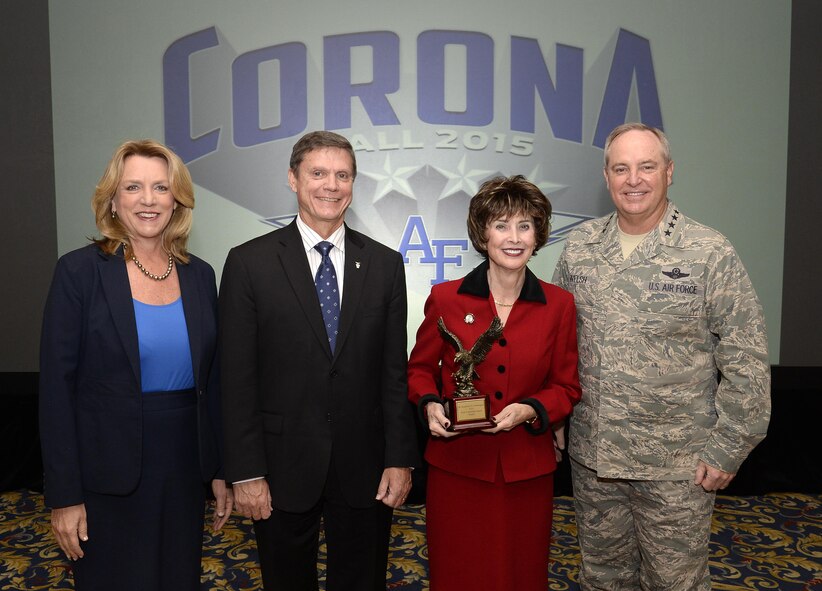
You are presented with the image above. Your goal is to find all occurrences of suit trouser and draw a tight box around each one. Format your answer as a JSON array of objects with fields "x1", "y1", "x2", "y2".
[
  {"x1": 253, "y1": 461, "x2": 393, "y2": 591},
  {"x1": 571, "y1": 458, "x2": 714, "y2": 591}
]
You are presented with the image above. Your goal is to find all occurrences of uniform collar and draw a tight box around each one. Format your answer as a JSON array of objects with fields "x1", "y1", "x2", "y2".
[
  {"x1": 457, "y1": 259, "x2": 546, "y2": 304},
  {"x1": 585, "y1": 201, "x2": 684, "y2": 244},
  {"x1": 656, "y1": 202, "x2": 684, "y2": 246},
  {"x1": 585, "y1": 201, "x2": 686, "y2": 254}
]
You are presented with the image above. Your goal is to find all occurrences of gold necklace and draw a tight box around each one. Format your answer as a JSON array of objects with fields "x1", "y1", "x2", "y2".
[
  {"x1": 125, "y1": 245, "x2": 174, "y2": 281},
  {"x1": 494, "y1": 300, "x2": 514, "y2": 308}
]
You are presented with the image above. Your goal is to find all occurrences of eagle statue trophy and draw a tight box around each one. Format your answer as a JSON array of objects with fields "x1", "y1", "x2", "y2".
[{"x1": 437, "y1": 316, "x2": 503, "y2": 397}]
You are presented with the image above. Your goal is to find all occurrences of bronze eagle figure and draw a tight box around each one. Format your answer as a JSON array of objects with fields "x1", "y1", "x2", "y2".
[{"x1": 437, "y1": 316, "x2": 503, "y2": 397}]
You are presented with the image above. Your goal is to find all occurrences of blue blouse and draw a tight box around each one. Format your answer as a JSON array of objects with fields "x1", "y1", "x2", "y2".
[{"x1": 133, "y1": 298, "x2": 195, "y2": 393}]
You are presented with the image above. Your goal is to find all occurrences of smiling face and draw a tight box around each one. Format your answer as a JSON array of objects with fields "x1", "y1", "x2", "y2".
[
  {"x1": 604, "y1": 129, "x2": 674, "y2": 234},
  {"x1": 288, "y1": 147, "x2": 354, "y2": 238},
  {"x1": 484, "y1": 212, "x2": 536, "y2": 274},
  {"x1": 111, "y1": 155, "x2": 176, "y2": 249}
]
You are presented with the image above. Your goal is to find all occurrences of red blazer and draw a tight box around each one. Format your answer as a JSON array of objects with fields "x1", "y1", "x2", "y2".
[{"x1": 408, "y1": 261, "x2": 581, "y2": 483}]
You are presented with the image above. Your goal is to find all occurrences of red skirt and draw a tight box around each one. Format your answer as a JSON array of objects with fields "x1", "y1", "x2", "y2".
[{"x1": 425, "y1": 463, "x2": 554, "y2": 591}]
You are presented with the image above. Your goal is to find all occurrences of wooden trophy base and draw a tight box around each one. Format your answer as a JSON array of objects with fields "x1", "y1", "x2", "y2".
[{"x1": 445, "y1": 395, "x2": 495, "y2": 431}]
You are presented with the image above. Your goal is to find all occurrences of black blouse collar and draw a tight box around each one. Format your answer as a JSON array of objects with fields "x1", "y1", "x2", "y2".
[{"x1": 456, "y1": 260, "x2": 546, "y2": 304}]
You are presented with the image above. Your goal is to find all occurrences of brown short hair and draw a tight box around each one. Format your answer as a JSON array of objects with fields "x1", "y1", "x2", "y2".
[
  {"x1": 604, "y1": 123, "x2": 671, "y2": 166},
  {"x1": 91, "y1": 139, "x2": 194, "y2": 263},
  {"x1": 289, "y1": 131, "x2": 357, "y2": 178},
  {"x1": 467, "y1": 175, "x2": 552, "y2": 258}
]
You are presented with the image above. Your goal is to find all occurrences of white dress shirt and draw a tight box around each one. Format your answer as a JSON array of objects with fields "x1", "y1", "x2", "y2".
[{"x1": 296, "y1": 215, "x2": 345, "y2": 307}]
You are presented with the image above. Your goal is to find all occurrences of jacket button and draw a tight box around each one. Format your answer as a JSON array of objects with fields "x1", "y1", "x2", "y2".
[
  {"x1": 497, "y1": 365, "x2": 505, "y2": 373},
  {"x1": 326, "y1": 413, "x2": 332, "y2": 422},
  {"x1": 499, "y1": 338, "x2": 507, "y2": 347},
  {"x1": 495, "y1": 391, "x2": 503, "y2": 400},
  {"x1": 330, "y1": 370, "x2": 338, "y2": 378}
]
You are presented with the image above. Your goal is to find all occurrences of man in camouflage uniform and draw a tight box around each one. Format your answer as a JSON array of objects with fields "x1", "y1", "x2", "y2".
[{"x1": 553, "y1": 123, "x2": 770, "y2": 590}]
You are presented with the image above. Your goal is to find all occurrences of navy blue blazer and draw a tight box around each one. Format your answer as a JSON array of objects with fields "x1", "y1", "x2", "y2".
[{"x1": 39, "y1": 244, "x2": 222, "y2": 509}]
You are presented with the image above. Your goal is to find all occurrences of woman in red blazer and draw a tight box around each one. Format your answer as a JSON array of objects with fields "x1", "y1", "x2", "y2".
[{"x1": 408, "y1": 175, "x2": 581, "y2": 590}]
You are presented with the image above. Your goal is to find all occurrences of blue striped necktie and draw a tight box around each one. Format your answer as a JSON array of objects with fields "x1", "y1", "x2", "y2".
[{"x1": 314, "y1": 241, "x2": 340, "y2": 352}]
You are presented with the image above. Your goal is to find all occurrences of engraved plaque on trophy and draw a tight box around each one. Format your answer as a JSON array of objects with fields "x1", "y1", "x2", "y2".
[{"x1": 437, "y1": 316, "x2": 503, "y2": 431}]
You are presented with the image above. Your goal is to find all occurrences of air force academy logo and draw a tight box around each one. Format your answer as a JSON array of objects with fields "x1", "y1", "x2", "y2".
[{"x1": 163, "y1": 27, "x2": 663, "y2": 293}]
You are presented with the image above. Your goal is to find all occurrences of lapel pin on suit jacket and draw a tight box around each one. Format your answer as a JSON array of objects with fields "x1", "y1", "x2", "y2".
[{"x1": 355, "y1": 261, "x2": 361, "y2": 269}]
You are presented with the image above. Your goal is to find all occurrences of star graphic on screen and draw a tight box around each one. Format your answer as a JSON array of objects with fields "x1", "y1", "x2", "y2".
[
  {"x1": 359, "y1": 153, "x2": 421, "y2": 203},
  {"x1": 433, "y1": 155, "x2": 495, "y2": 199},
  {"x1": 527, "y1": 164, "x2": 567, "y2": 196}
]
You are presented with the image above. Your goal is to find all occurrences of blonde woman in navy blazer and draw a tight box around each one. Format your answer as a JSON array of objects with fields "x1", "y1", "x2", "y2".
[
  {"x1": 39, "y1": 140, "x2": 232, "y2": 590},
  {"x1": 408, "y1": 175, "x2": 581, "y2": 590}
]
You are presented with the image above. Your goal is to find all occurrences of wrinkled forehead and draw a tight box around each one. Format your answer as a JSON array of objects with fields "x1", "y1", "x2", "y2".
[
  {"x1": 607, "y1": 131, "x2": 667, "y2": 165},
  {"x1": 297, "y1": 147, "x2": 354, "y2": 171}
]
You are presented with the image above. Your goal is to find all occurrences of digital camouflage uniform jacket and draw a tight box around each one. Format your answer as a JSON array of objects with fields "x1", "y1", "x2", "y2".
[{"x1": 553, "y1": 201, "x2": 770, "y2": 480}]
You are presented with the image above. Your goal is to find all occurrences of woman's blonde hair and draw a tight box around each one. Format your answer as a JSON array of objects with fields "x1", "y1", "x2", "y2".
[{"x1": 92, "y1": 139, "x2": 194, "y2": 263}]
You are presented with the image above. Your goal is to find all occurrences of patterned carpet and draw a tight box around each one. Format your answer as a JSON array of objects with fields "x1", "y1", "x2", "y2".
[{"x1": 0, "y1": 490, "x2": 820, "y2": 590}]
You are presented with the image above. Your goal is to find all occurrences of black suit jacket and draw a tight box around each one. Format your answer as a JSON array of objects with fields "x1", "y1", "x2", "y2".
[
  {"x1": 39, "y1": 244, "x2": 222, "y2": 509},
  {"x1": 219, "y1": 221, "x2": 419, "y2": 512}
]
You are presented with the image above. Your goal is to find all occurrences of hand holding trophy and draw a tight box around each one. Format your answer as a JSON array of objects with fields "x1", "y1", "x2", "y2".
[{"x1": 437, "y1": 316, "x2": 503, "y2": 431}]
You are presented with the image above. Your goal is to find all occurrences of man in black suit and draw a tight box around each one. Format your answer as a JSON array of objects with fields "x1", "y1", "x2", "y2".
[{"x1": 219, "y1": 131, "x2": 419, "y2": 590}]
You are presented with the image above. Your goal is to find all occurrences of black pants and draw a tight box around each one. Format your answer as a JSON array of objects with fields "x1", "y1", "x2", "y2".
[{"x1": 253, "y1": 460, "x2": 393, "y2": 591}]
